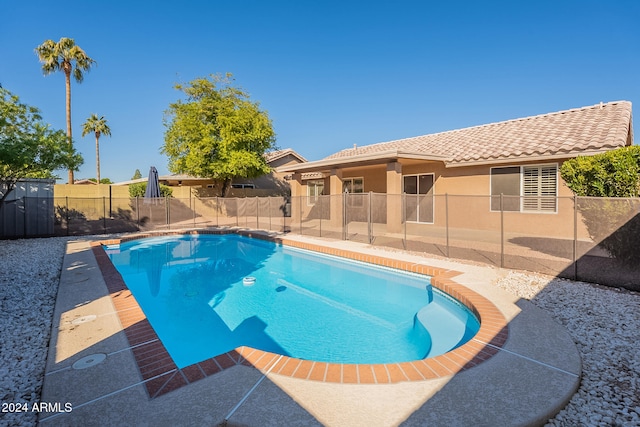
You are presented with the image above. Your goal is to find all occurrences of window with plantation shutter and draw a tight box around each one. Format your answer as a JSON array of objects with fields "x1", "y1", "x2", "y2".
[
  {"x1": 490, "y1": 164, "x2": 558, "y2": 212},
  {"x1": 522, "y1": 165, "x2": 557, "y2": 212}
]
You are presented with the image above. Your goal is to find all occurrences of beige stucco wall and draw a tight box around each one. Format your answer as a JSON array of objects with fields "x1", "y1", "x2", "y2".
[
  {"x1": 340, "y1": 165, "x2": 388, "y2": 193},
  {"x1": 54, "y1": 184, "x2": 133, "y2": 220},
  {"x1": 427, "y1": 160, "x2": 577, "y2": 237},
  {"x1": 295, "y1": 158, "x2": 584, "y2": 237},
  {"x1": 55, "y1": 184, "x2": 130, "y2": 198},
  {"x1": 425, "y1": 161, "x2": 574, "y2": 198}
]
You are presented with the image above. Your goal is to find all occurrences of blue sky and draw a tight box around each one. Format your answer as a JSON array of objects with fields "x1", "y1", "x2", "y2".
[{"x1": 2, "y1": 0, "x2": 639, "y2": 183}]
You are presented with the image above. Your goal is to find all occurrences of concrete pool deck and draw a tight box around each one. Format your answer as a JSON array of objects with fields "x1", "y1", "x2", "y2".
[{"x1": 39, "y1": 229, "x2": 581, "y2": 426}]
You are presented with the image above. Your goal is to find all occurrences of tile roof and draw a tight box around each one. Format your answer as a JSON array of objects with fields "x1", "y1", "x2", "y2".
[
  {"x1": 325, "y1": 101, "x2": 632, "y2": 166},
  {"x1": 264, "y1": 148, "x2": 307, "y2": 163},
  {"x1": 113, "y1": 150, "x2": 308, "y2": 186}
]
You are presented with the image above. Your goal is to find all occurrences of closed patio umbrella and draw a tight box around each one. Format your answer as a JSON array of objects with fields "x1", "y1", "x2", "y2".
[{"x1": 144, "y1": 166, "x2": 161, "y2": 201}]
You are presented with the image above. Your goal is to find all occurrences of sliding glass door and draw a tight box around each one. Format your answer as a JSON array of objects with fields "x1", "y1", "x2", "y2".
[{"x1": 403, "y1": 174, "x2": 434, "y2": 223}]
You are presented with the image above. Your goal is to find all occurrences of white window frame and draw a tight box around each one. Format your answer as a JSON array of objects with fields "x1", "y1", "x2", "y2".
[
  {"x1": 521, "y1": 164, "x2": 558, "y2": 213},
  {"x1": 489, "y1": 164, "x2": 558, "y2": 213},
  {"x1": 306, "y1": 179, "x2": 324, "y2": 206},
  {"x1": 402, "y1": 173, "x2": 435, "y2": 224}
]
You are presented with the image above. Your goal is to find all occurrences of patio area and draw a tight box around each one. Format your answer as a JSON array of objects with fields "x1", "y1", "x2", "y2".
[{"x1": 38, "y1": 229, "x2": 581, "y2": 426}]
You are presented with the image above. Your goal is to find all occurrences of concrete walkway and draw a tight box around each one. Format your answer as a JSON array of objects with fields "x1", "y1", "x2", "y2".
[{"x1": 39, "y1": 232, "x2": 581, "y2": 426}]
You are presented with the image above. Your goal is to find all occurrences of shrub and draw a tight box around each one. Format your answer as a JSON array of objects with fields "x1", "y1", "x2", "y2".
[
  {"x1": 128, "y1": 182, "x2": 146, "y2": 198},
  {"x1": 160, "y1": 185, "x2": 173, "y2": 198},
  {"x1": 128, "y1": 183, "x2": 173, "y2": 198},
  {"x1": 561, "y1": 146, "x2": 640, "y2": 264},
  {"x1": 561, "y1": 146, "x2": 640, "y2": 197}
]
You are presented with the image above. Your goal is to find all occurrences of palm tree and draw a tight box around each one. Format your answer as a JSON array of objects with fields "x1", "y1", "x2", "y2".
[
  {"x1": 35, "y1": 37, "x2": 95, "y2": 184},
  {"x1": 81, "y1": 114, "x2": 111, "y2": 183}
]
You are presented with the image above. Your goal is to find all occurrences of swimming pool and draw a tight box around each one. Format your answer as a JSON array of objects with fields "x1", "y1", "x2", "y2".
[{"x1": 106, "y1": 234, "x2": 479, "y2": 368}]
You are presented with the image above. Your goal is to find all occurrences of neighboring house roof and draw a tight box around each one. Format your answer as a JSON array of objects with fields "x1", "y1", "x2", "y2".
[
  {"x1": 280, "y1": 101, "x2": 633, "y2": 173},
  {"x1": 112, "y1": 177, "x2": 148, "y2": 186},
  {"x1": 159, "y1": 174, "x2": 211, "y2": 182},
  {"x1": 112, "y1": 149, "x2": 307, "y2": 186},
  {"x1": 112, "y1": 175, "x2": 211, "y2": 186},
  {"x1": 264, "y1": 148, "x2": 307, "y2": 163}
]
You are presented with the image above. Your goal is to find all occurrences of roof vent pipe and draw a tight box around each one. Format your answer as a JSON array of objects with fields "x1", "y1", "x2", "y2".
[{"x1": 600, "y1": 101, "x2": 603, "y2": 109}]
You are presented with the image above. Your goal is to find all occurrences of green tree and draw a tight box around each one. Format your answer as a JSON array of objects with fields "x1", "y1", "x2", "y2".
[
  {"x1": 132, "y1": 169, "x2": 142, "y2": 180},
  {"x1": 162, "y1": 73, "x2": 276, "y2": 196},
  {"x1": 0, "y1": 88, "x2": 83, "y2": 206},
  {"x1": 35, "y1": 37, "x2": 95, "y2": 184},
  {"x1": 81, "y1": 114, "x2": 111, "y2": 183}
]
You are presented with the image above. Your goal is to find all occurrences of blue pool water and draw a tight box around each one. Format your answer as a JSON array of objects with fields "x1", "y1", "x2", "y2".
[{"x1": 106, "y1": 234, "x2": 479, "y2": 368}]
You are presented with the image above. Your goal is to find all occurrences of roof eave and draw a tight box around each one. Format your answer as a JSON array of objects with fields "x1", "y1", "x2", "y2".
[{"x1": 277, "y1": 150, "x2": 450, "y2": 173}]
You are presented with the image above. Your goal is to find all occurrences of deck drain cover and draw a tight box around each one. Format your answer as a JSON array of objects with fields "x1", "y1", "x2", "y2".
[
  {"x1": 71, "y1": 314, "x2": 97, "y2": 325},
  {"x1": 72, "y1": 353, "x2": 106, "y2": 370}
]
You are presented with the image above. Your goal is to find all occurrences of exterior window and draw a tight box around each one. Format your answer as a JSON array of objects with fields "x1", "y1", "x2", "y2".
[
  {"x1": 490, "y1": 167, "x2": 520, "y2": 211},
  {"x1": 231, "y1": 183, "x2": 255, "y2": 189},
  {"x1": 522, "y1": 165, "x2": 557, "y2": 212},
  {"x1": 403, "y1": 174, "x2": 434, "y2": 223},
  {"x1": 490, "y1": 165, "x2": 557, "y2": 212},
  {"x1": 343, "y1": 177, "x2": 364, "y2": 207},
  {"x1": 342, "y1": 177, "x2": 364, "y2": 194},
  {"x1": 306, "y1": 180, "x2": 324, "y2": 205}
]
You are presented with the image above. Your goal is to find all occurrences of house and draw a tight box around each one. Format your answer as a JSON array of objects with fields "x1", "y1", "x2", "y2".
[
  {"x1": 278, "y1": 101, "x2": 633, "y2": 235},
  {"x1": 228, "y1": 148, "x2": 307, "y2": 195},
  {"x1": 113, "y1": 148, "x2": 307, "y2": 197}
]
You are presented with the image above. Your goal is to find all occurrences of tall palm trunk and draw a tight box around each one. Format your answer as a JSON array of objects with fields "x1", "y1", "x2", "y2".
[
  {"x1": 95, "y1": 132, "x2": 101, "y2": 183},
  {"x1": 64, "y1": 66, "x2": 73, "y2": 184}
]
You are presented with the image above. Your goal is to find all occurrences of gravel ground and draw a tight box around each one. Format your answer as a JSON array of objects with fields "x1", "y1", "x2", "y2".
[
  {"x1": 494, "y1": 271, "x2": 640, "y2": 427},
  {"x1": 0, "y1": 236, "x2": 639, "y2": 426},
  {"x1": 0, "y1": 238, "x2": 70, "y2": 427}
]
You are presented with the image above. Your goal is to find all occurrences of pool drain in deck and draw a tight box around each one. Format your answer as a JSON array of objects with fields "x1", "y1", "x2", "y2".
[{"x1": 72, "y1": 354, "x2": 106, "y2": 370}]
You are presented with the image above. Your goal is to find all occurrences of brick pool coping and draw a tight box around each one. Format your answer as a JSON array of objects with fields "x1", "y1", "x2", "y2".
[{"x1": 91, "y1": 229, "x2": 509, "y2": 398}]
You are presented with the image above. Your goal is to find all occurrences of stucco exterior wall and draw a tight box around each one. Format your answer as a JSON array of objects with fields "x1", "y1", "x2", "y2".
[
  {"x1": 55, "y1": 184, "x2": 130, "y2": 198},
  {"x1": 340, "y1": 165, "x2": 388, "y2": 193},
  {"x1": 53, "y1": 184, "x2": 133, "y2": 221},
  {"x1": 295, "y1": 158, "x2": 586, "y2": 237},
  {"x1": 429, "y1": 160, "x2": 578, "y2": 237}
]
